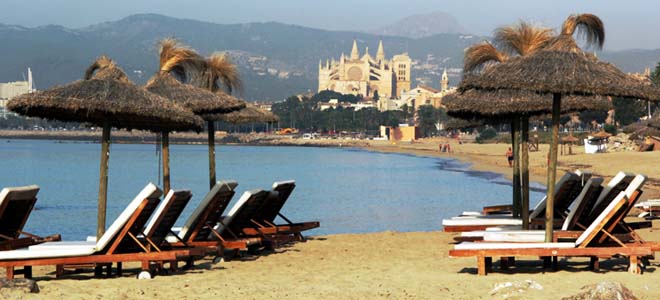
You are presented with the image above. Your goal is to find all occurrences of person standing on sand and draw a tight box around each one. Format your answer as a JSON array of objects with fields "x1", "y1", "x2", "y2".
[{"x1": 506, "y1": 147, "x2": 513, "y2": 167}]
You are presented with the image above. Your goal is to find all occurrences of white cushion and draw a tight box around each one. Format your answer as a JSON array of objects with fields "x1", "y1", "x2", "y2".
[
  {"x1": 575, "y1": 191, "x2": 627, "y2": 246},
  {"x1": 215, "y1": 190, "x2": 256, "y2": 234},
  {"x1": 96, "y1": 183, "x2": 161, "y2": 251},
  {"x1": 454, "y1": 242, "x2": 575, "y2": 250},
  {"x1": 0, "y1": 247, "x2": 95, "y2": 260},
  {"x1": 442, "y1": 218, "x2": 522, "y2": 226}
]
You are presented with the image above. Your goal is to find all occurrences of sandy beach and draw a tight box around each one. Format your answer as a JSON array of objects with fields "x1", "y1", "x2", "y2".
[
  {"x1": 2, "y1": 134, "x2": 660, "y2": 299},
  {"x1": 4, "y1": 228, "x2": 660, "y2": 299}
]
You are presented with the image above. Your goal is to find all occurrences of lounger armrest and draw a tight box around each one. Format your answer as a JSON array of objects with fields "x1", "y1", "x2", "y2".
[
  {"x1": 482, "y1": 204, "x2": 513, "y2": 215},
  {"x1": 552, "y1": 231, "x2": 582, "y2": 242}
]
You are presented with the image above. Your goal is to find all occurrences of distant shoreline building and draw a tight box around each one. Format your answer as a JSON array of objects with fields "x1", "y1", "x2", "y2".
[
  {"x1": 318, "y1": 40, "x2": 411, "y2": 99},
  {"x1": 0, "y1": 68, "x2": 34, "y2": 118}
]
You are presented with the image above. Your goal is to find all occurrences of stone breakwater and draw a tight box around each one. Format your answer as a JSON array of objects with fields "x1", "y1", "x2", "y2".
[{"x1": 0, "y1": 130, "x2": 371, "y2": 147}]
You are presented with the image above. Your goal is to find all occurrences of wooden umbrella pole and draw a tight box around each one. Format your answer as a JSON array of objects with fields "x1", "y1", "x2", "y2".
[
  {"x1": 545, "y1": 94, "x2": 561, "y2": 242},
  {"x1": 511, "y1": 119, "x2": 521, "y2": 218},
  {"x1": 521, "y1": 117, "x2": 530, "y2": 230},
  {"x1": 162, "y1": 131, "x2": 170, "y2": 195},
  {"x1": 97, "y1": 122, "x2": 111, "y2": 240},
  {"x1": 207, "y1": 120, "x2": 216, "y2": 190}
]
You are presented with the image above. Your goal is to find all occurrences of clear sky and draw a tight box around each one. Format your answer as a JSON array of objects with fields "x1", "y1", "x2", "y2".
[{"x1": 1, "y1": 0, "x2": 657, "y2": 50}]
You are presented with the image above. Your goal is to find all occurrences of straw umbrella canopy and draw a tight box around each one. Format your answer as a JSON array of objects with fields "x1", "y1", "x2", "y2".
[
  {"x1": 8, "y1": 56, "x2": 204, "y2": 239},
  {"x1": 145, "y1": 42, "x2": 246, "y2": 194},
  {"x1": 208, "y1": 104, "x2": 279, "y2": 125},
  {"x1": 147, "y1": 39, "x2": 245, "y2": 188},
  {"x1": 455, "y1": 21, "x2": 557, "y2": 223},
  {"x1": 443, "y1": 89, "x2": 611, "y2": 121},
  {"x1": 458, "y1": 16, "x2": 660, "y2": 241},
  {"x1": 158, "y1": 40, "x2": 246, "y2": 189}
]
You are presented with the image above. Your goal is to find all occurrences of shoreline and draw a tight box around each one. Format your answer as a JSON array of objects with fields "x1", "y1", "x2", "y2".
[
  {"x1": 3, "y1": 130, "x2": 659, "y2": 199},
  {"x1": 2, "y1": 132, "x2": 660, "y2": 299}
]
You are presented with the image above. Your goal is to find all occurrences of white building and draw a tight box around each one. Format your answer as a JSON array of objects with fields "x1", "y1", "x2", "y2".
[{"x1": 0, "y1": 68, "x2": 35, "y2": 118}]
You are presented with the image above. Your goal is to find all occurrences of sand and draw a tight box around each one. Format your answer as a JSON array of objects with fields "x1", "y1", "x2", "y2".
[
  {"x1": 3, "y1": 137, "x2": 660, "y2": 299},
  {"x1": 366, "y1": 138, "x2": 660, "y2": 200},
  {"x1": 4, "y1": 228, "x2": 660, "y2": 299}
]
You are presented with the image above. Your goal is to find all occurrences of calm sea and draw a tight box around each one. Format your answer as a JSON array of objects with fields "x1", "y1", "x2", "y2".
[{"x1": 0, "y1": 139, "x2": 544, "y2": 239}]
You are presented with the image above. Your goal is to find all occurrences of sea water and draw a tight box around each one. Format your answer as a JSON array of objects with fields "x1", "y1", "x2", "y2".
[{"x1": 0, "y1": 139, "x2": 545, "y2": 239}]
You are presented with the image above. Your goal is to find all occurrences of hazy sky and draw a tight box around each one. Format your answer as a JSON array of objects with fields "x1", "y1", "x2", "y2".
[{"x1": 1, "y1": 0, "x2": 657, "y2": 50}]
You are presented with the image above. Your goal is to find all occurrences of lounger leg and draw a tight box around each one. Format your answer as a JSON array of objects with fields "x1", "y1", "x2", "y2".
[
  {"x1": 499, "y1": 257, "x2": 514, "y2": 270},
  {"x1": 629, "y1": 256, "x2": 641, "y2": 274},
  {"x1": 169, "y1": 260, "x2": 177, "y2": 272},
  {"x1": 94, "y1": 265, "x2": 103, "y2": 277},
  {"x1": 477, "y1": 256, "x2": 487, "y2": 275},
  {"x1": 24, "y1": 266, "x2": 32, "y2": 279},
  {"x1": 105, "y1": 264, "x2": 111, "y2": 277},
  {"x1": 117, "y1": 262, "x2": 123, "y2": 277},
  {"x1": 56, "y1": 265, "x2": 64, "y2": 277},
  {"x1": 486, "y1": 257, "x2": 493, "y2": 273},
  {"x1": 589, "y1": 257, "x2": 599, "y2": 271},
  {"x1": 6, "y1": 267, "x2": 14, "y2": 279},
  {"x1": 141, "y1": 261, "x2": 150, "y2": 272}
]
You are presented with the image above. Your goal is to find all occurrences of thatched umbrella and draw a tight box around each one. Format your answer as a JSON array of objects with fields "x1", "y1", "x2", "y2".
[
  {"x1": 444, "y1": 87, "x2": 610, "y2": 226},
  {"x1": 8, "y1": 56, "x2": 204, "y2": 239},
  {"x1": 147, "y1": 39, "x2": 247, "y2": 190},
  {"x1": 444, "y1": 89, "x2": 611, "y2": 120},
  {"x1": 145, "y1": 44, "x2": 245, "y2": 194},
  {"x1": 209, "y1": 104, "x2": 279, "y2": 125},
  {"x1": 459, "y1": 47, "x2": 660, "y2": 241},
  {"x1": 158, "y1": 40, "x2": 246, "y2": 189}
]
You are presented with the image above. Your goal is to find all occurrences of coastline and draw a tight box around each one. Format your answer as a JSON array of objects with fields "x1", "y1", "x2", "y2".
[
  {"x1": 2, "y1": 132, "x2": 660, "y2": 299},
  {"x1": 2, "y1": 130, "x2": 659, "y2": 199}
]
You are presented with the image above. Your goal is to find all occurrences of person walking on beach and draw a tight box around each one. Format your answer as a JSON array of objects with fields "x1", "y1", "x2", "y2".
[{"x1": 506, "y1": 147, "x2": 513, "y2": 167}]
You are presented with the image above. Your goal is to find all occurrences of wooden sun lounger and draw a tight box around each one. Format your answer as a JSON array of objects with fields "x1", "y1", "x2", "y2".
[
  {"x1": 477, "y1": 171, "x2": 590, "y2": 216},
  {"x1": 467, "y1": 174, "x2": 645, "y2": 244},
  {"x1": 449, "y1": 191, "x2": 654, "y2": 275},
  {"x1": 0, "y1": 183, "x2": 200, "y2": 279},
  {"x1": 444, "y1": 172, "x2": 583, "y2": 232},
  {"x1": 243, "y1": 181, "x2": 320, "y2": 241},
  {"x1": 457, "y1": 177, "x2": 606, "y2": 243},
  {"x1": 0, "y1": 185, "x2": 61, "y2": 250},
  {"x1": 219, "y1": 189, "x2": 294, "y2": 248},
  {"x1": 164, "y1": 181, "x2": 262, "y2": 256}
]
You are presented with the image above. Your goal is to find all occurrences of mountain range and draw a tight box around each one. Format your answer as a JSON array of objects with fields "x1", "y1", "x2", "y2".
[{"x1": 0, "y1": 13, "x2": 658, "y2": 101}]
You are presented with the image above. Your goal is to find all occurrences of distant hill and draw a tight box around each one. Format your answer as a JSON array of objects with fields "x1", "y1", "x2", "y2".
[
  {"x1": 0, "y1": 13, "x2": 657, "y2": 101},
  {"x1": 369, "y1": 11, "x2": 467, "y2": 38},
  {"x1": 0, "y1": 14, "x2": 480, "y2": 100}
]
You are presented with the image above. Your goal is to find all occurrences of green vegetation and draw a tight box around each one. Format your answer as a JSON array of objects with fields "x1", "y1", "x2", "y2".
[
  {"x1": 476, "y1": 127, "x2": 497, "y2": 143},
  {"x1": 271, "y1": 92, "x2": 449, "y2": 136}
]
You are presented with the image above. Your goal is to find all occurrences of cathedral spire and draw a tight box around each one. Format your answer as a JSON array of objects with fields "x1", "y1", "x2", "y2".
[
  {"x1": 441, "y1": 68, "x2": 449, "y2": 91},
  {"x1": 350, "y1": 39, "x2": 359, "y2": 60},
  {"x1": 376, "y1": 40, "x2": 385, "y2": 61}
]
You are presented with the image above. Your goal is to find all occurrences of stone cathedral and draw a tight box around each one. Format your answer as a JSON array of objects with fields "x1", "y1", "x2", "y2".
[{"x1": 318, "y1": 40, "x2": 411, "y2": 99}]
